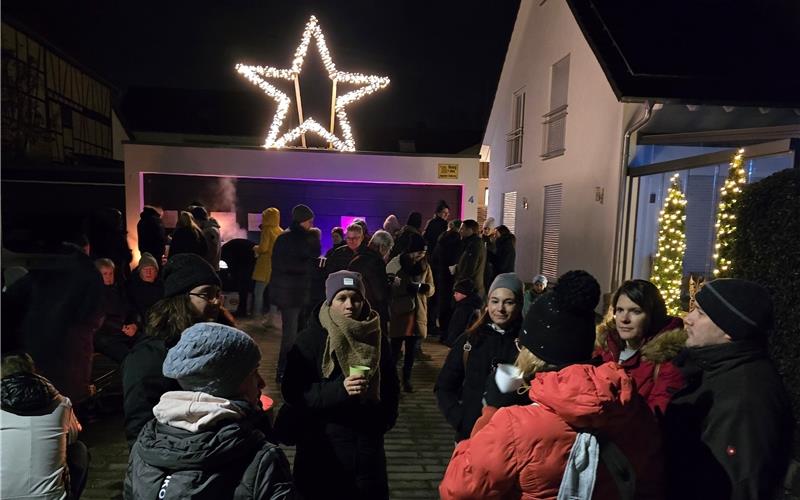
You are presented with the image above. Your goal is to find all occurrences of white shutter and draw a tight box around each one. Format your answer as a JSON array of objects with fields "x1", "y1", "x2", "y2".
[
  {"x1": 541, "y1": 184, "x2": 563, "y2": 281},
  {"x1": 502, "y1": 191, "x2": 518, "y2": 234}
]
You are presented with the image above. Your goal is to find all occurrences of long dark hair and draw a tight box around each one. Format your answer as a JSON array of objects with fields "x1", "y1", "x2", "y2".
[
  {"x1": 146, "y1": 294, "x2": 201, "y2": 347},
  {"x1": 612, "y1": 279, "x2": 669, "y2": 338},
  {"x1": 495, "y1": 225, "x2": 516, "y2": 247}
]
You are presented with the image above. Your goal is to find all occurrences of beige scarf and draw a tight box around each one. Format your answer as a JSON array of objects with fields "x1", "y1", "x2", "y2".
[{"x1": 319, "y1": 304, "x2": 382, "y2": 402}]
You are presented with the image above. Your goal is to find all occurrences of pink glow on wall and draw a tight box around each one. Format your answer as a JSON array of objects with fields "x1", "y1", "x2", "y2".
[{"x1": 340, "y1": 216, "x2": 366, "y2": 228}]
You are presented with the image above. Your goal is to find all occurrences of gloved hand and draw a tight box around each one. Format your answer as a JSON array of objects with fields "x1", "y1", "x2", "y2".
[
  {"x1": 482, "y1": 370, "x2": 530, "y2": 409},
  {"x1": 418, "y1": 283, "x2": 431, "y2": 294}
]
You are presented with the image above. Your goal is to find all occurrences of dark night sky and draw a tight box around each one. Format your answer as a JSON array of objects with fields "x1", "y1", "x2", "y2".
[{"x1": 3, "y1": 1, "x2": 521, "y2": 152}]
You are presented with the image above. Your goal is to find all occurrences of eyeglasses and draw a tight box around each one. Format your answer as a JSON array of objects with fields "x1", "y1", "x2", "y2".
[{"x1": 189, "y1": 290, "x2": 223, "y2": 303}]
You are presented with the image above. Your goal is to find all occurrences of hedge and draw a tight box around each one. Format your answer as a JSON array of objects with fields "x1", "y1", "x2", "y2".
[{"x1": 730, "y1": 166, "x2": 800, "y2": 457}]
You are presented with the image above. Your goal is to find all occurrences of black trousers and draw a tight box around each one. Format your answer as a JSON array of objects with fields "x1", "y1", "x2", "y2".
[{"x1": 390, "y1": 337, "x2": 419, "y2": 383}]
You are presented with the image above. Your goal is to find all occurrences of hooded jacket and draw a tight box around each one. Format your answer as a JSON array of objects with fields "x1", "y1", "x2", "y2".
[
  {"x1": 439, "y1": 362, "x2": 665, "y2": 500},
  {"x1": 1, "y1": 372, "x2": 81, "y2": 500},
  {"x1": 663, "y1": 340, "x2": 792, "y2": 500},
  {"x1": 124, "y1": 391, "x2": 293, "y2": 499},
  {"x1": 594, "y1": 316, "x2": 686, "y2": 415},
  {"x1": 252, "y1": 208, "x2": 283, "y2": 283}
]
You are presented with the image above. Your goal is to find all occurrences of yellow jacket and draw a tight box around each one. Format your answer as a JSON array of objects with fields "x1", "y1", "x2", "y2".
[{"x1": 252, "y1": 207, "x2": 283, "y2": 283}]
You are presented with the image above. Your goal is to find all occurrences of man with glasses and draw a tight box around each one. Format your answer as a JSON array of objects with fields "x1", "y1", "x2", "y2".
[{"x1": 324, "y1": 223, "x2": 365, "y2": 277}]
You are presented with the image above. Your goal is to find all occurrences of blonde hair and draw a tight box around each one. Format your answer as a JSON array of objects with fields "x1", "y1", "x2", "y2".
[
  {"x1": 514, "y1": 346, "x2": 558, "y2": 381},
  {"x1": 177, "y1": 211, "x2": 201, "y2": 232},
  {"x1": 146, "y1": 294, "x2": 201, "y2": 346}
]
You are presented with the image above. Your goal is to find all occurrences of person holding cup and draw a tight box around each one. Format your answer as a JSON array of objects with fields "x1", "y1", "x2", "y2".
[
  {"x1": 280, "y1": 270, "x2": 399, "y2": 500},
  {"x1": 435, "y1": 272, "x2": 524, "y2": 442}
]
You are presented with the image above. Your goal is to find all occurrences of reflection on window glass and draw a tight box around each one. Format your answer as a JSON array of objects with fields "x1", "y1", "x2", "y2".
[{"x1": 631, "y1": 152, "x2": 794, "y2": 300}]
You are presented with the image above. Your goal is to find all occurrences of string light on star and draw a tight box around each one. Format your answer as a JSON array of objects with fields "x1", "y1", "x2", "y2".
[
  {"x1": 650, "y1": 173, "x2": 687, "y2": 315},
  {"x1": 236, "y1": 15, "x2": 390, "y2": 152},
  {"x1": 713, "y1": 148, "x2": 746, "y2": 278}
]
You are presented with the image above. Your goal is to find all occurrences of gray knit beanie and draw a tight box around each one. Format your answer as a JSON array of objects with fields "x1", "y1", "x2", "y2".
[
  {"x1": 325, "y1": 270, "x2": 366, "y2": 305},
  {"x1": 489, "y1": 272, "x2": 524, "y2": 300},
  {"x1": 163, "y1": 323, "x2": 261, "y2": 398}
]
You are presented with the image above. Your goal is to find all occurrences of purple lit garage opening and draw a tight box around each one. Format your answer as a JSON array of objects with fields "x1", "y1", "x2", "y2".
[{"x1": 142, "y1": 174, "x2": 462, "y2": 252}]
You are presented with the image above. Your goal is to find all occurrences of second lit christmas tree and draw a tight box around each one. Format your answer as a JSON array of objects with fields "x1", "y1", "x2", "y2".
[
  {"x1": 651, "y1": 173, "x2": 687, "y2": 315},
  {"x1": 713, "y1": 149, "x2": 746, "y2": 278}
]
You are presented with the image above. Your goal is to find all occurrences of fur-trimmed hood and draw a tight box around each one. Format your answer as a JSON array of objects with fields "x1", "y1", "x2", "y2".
[{"x1": 596, "y1": 316, "x2": 686, "y2": 363}]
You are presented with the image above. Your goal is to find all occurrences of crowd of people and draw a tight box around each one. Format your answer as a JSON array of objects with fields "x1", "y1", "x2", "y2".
[{"x1": 0, "y1": 199, "x2": 794, "y2": 500}]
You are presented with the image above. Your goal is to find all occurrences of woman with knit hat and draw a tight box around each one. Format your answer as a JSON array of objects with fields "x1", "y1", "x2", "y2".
[
  {"x1": 386, "y1": 232, "x2": 435, "y2": 392},
  {"x1": 439, "y1": 270, "x2": 665, "y2": 500},
  {"x1": 121, "y1": 253, "x2": 222, "y2": 447},
  {"x1": 435, "y1": 272, "x2": 524, "y2": 442},
  {"x1": 280, "y1": 270, "x2": 399, "y2": 499},
  {"x1": 594, "y1": 279, "x2": 686, "y2": 415}
]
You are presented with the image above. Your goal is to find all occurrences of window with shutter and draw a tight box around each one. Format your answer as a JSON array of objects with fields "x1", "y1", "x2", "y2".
[
  {"x1": 542, "y1": 55, "x2": 569, "y2": 159},
  {"x1": 506, "y1": 90, "x2": 525, "y2": 169},
  {"x1": 541, "y1": 184, "x2": 563, "y2": 280},
  {"x1": 502, "y1": 191, "x2": 518, "y2": 234}
]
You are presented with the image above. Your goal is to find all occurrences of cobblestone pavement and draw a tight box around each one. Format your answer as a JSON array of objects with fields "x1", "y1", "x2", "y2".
[{"x1": 81, "y1": 315, "x2": 456, "y2": 499}]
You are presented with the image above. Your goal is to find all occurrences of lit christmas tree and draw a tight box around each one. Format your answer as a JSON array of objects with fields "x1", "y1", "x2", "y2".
[
  {"x1": 713, "y1": 148, "x2": 746, "y2": 278},
  {"x1": 650, "y1": 173, "x2": 687, "y2": 315}
]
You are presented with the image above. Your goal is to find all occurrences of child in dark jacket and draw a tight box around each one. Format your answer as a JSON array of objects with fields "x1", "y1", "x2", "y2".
[{"x1": 444, "y1": 279, "x2": 483, "y2": 346}]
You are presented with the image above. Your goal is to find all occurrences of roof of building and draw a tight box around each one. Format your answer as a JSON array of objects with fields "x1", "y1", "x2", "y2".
[{"x1": 566, "y1": 0, "x2": 800, "y2": 107}]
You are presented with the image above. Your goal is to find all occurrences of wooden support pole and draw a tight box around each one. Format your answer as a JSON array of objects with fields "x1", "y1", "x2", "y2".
[
  {"x1": 293, "y1": 75, "x2": 306, "y2": 148},
  {"x1": 329, "y1": 79, "x2": 337, "y2": 149}
]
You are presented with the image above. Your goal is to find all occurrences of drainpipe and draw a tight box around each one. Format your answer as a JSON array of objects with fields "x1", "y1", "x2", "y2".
[{"x1": 609, "y1": 101, "x2": 655, "y2": 293}]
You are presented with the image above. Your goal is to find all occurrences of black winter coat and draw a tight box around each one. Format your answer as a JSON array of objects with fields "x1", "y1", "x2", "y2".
[
  {"x1": 663, "y1": 340, "x2": 792, "y2": 500},
  {"x1": 423, "y1": 216, "x2": 448, "y2": 256},
  {"x1": 455, "y1": 234, "x2": 486, "y2": 296},
  {"x1": 121, "y1": 336, "x2": 180, "y2": 447},
  {"x1": 435, "y1": 320, "x2": 521, "y2": 442},
  {"x1": 125, "y1": 406, "x2": 294, "y2": 499},
  {"x1": 348, "y1": 247, "x2": 390, "y2": 323},
  {"x1": 137, "y1": 207, "x2": 166, "y2": 260},
  {"x1": 445, "y1": 293, "x2": 483, "y2": 346},
  {"x1": 432, "y1": 229, "x2": 462, "y2": 270},
  {"x1": 279, "y1": 304, "x2": 399, "y2": 499},
  {"x1": 270, "y1": 223, "x2": 319, "y2": 309},
  {"x1": 1, "y1": 372, "x2": 61, "y2": 416},
  {"x1": 125, "y1": 275, "x2": 164, "y2": 323},
  {"x1": 491, "y1": 233, "x2": 516, "y2": 275},
  {"x1": 221, "y1": 239, "x2": 257, "y2": 283},
  {"x1": 324, "y1": 245, "x2": 358, "y2": 277}
]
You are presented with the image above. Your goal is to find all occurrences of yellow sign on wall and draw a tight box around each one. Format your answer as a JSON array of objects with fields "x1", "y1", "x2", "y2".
[{"x1": 438, "y1": 163, "x2": 459, "y2": 179}]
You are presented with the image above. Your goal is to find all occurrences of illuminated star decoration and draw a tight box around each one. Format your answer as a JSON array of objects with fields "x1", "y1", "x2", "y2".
[{"x1": 236, "y1": 15, "x2": 390, "y2": 152}]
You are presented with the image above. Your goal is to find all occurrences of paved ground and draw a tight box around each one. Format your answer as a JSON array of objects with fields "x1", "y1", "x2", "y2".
[{"x1": 80, "y1": 315, "x2": 456, "y2": 499}]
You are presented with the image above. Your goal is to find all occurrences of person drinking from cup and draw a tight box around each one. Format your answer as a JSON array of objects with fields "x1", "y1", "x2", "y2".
[
  {"x1": 435, "y1": 272, "x2": 524, "y2": 442},
  {"x1": 280, "y1": 270, "x2": 399, "y2": 499}
]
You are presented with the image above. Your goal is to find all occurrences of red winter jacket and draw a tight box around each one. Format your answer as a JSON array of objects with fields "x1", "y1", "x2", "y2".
[
  {"x1": 594, "y1": 316, "x2": 686, "y2": 415},
  {"x1": 439, "y1": 362, "x2": 664, "y2": 500}
]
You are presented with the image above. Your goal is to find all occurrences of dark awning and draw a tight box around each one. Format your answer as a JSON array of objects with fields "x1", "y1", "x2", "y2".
[{"x1": 566, "y1": 0, "x2": 800, "y2": 107}]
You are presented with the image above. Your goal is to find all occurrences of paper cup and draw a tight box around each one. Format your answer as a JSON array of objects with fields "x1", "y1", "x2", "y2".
[
  {"x1": 495, "y1": 363, "x2": 524, "y2": 393},
  {"x1": 349, "y1": 365, "x2": 371, "y2": 377}
]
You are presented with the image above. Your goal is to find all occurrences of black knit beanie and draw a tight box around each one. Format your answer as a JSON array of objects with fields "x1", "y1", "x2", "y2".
[
  {"x1": 292, "y1": 204, "x2": 314, "y2": 223},
  {"x1": 695, "y1": 278, "x2": 773, "y2": 340},
  {"x1": 454, "y1": 279, "x2": 475, "y2": 295},
  {"x1": 163, "y1": 253, "x2": 221, "y2": 298},
  {"x1": 519, "y1": 270, "x2": 600, "y2": 366}
]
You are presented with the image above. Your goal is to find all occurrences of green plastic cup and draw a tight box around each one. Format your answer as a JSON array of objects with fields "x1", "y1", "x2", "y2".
[{"x1": 349, "y1": 365, "x2": 371, "y2": 377}]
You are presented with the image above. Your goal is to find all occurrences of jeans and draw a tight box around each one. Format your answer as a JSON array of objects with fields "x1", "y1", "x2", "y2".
[
  {"x1": 277, "y1": 307, "x2": 302, "y2": 378},
  {"x1": 390, "y1": 337, "x2": 419, "y2": 384},
  {"x1": 253, "y1": 281, "x2": 267, "y2": 316},
  {"x1": 67, "y1": 441, "x2": 89, "y2": 499}
]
